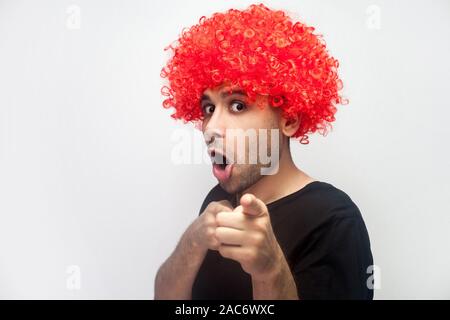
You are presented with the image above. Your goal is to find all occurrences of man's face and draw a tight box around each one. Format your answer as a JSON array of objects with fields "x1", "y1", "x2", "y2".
[{"x1": 201, "y1": 83, "x2": 283, "y2": 194}]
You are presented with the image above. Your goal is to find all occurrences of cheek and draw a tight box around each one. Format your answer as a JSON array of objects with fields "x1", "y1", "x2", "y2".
[{"x1": 224, "y1": 133, "x2": 271, "y2": 165}]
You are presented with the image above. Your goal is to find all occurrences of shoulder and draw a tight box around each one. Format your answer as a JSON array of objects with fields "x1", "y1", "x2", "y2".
[
  {"x1": 198, "y1": 184, "x2": 232, "y2": 215},
  {"x1": 271, "y1": 181, "x2": 367, "y2": 235},
  {"x1": 283, "y1": 182, "x2": 373, "y2": 299},
  {"x1": 295, "y1": 182, "x2": 372, "y2": 259},
  {"x1": 326, "y1": 182, "x2": 361, "y2": 215},
  {"x1": 300, "y1": 181, "x2": 363, "y2": 221}
]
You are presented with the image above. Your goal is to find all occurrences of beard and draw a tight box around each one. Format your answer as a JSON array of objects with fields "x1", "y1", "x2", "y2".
[{"x1": 218, "y1": 162, "x2": 264, "y2": 195}]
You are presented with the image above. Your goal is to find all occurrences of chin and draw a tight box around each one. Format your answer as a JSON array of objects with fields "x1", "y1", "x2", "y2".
[
  {"x1": 219, "y1": 180, "x2": 239, "y2": 194},
  {"x1": 218, "y1": 163, "x2": 264, "y2": 195}
]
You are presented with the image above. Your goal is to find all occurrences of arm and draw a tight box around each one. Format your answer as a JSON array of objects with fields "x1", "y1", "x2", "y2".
[
  {"x1": 154, "y1": 200, "x2": 233, "y2": 299},
  {"x1": 290, "y1": 216, "x2": 374, "y2": 300},
  {"x1": 251, "y1": 244, "x2": 299, "y2": 300},
  {"x1": 154, "y1": 222, "x2": 207, "y2": 300}
]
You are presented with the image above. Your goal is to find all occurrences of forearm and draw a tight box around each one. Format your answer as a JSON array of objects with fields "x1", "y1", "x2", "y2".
[
  {"x1": 154, "y1": 224, "x2": 207, "y2": 299},
  {"x1": 251, "y1": 252, "x2": 299, "y2": 300}
]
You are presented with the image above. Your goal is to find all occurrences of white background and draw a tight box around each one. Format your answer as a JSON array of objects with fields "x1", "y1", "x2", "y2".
[{"x1": 0, "y1": 0, "x2": 449, "y2": 299}]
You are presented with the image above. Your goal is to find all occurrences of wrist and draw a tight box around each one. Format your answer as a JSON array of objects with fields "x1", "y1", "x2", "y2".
[
  {"x1": 253, "y1": 245, "x2": 285, "y2": 282},
  {"x1": 252, "y1": 253, "x2": 285, "y2": 284},
  {"x1": 251, "y1": 250, "x2": 298, "y2": 300}
]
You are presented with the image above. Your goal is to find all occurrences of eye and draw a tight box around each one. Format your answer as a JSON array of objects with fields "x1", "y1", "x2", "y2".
[
  {"x1": 230, "y1": 101, "x2": 246, "y2": 113},
  {"x1": 203, "y1": 104, "x2": 215, "y2": 115}
]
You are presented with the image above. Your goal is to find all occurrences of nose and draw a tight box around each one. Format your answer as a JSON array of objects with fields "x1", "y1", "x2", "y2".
[
  {"x1": 204, "y1": 126, "x2": 224, "y2": 147},
  {"x1": 203, "y1": 107, "x2": 226, "y2": 146}
]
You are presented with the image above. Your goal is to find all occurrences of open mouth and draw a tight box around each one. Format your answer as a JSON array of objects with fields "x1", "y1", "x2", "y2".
[
  {"x1": 210, "y1": 150, "x2": 233, "y2": 182},
  {"x1": 210, "y1": 150, "x2": 230, "y2": 169}
]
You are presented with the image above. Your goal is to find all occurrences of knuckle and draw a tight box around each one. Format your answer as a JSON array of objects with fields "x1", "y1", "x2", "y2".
[
  {"x1": 252, "y1": 232, "x2": 264, "y2": 245},
  {"x1": 218, "y1": 199, "x2": 232, "y2": 207},
  {"x1": 209, "y1": 238, "x2": 219, "y2": 249},
  {"x1": 206, "y1": 227, "x2": 215, "y2": 237},
  {"x1": 216, "y1": 212, "x2": 226, "y2": 225},
  {"x1": 206, "y1": 201, "x2": 220, "y2": 212},
  {"x1": 256, "y1": 218, "x2": 269, "y2": 231},
  {"x1": 215, "y1": 212, "x2": 223, "y2": 223},
  {"x1": 219, "y1": 246, "x2": 229, "y2": 257},
  {"x1": 205, "y1": 214, "x2": 215, "y2": 225}
]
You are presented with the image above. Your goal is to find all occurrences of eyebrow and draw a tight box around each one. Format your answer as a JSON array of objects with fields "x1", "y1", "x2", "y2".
[{"x1": 201, "y1": 89, "x2": 248, "y2": 102}]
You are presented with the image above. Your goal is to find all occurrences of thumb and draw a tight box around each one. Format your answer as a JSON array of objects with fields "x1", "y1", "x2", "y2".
[{"x1": 240, "y1": 194, "x2": 267, "y2": 217}]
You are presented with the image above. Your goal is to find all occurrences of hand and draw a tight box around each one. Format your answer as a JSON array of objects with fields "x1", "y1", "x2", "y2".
[
  {"x1": 215, "y1": 194, "x2": 284, "y2": 280},
  {"x1": 189, "y1": 200, "x2": 233, "y2": 251}
]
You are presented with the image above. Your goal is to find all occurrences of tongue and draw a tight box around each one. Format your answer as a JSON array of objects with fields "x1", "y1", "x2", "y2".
[{"x1": 212, "y1": 164, "x2": 232, "y2": 182}]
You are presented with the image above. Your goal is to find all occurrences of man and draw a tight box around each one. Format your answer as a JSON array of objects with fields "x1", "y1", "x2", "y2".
[{"x1": 155, "y1": 3, "x2": 373, "y2": 300}]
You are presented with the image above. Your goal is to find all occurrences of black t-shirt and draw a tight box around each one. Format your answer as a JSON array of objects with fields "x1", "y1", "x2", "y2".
[{"x1": 191, "y1": 181, "x2": 374, "y2": 300}]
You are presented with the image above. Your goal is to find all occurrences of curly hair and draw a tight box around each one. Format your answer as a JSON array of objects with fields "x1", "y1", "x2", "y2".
[{"x1": 160, "y1": 3, "x2": 347, "y2": 144}]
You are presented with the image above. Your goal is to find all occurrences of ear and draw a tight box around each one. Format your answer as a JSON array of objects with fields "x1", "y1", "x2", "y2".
[{"x1": 280, "y1": 114, "x2": 300, "y2": 137}]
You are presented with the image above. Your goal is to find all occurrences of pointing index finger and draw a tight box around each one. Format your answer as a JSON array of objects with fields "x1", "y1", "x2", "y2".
[{"x1": 240, "y1": 193, "x2": 267, "y2": 217}]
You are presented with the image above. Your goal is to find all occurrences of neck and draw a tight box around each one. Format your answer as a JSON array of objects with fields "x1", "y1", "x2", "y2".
[{"x1": 236, "y1": 141, "x2": 315, "y2": 206}]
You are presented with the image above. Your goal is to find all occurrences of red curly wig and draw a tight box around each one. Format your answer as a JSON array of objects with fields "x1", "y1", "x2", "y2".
[{"x1": 160, "y1": 3, "x2": 347, "y2": 144}]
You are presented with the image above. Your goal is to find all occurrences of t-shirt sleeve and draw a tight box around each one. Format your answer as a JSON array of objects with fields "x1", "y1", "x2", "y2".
[{"x1": 291, "y1": 212, "x2": 374, "y2": 300}]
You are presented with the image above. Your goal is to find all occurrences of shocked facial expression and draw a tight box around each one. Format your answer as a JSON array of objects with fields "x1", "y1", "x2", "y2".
[{"x1": 201, "y1": 83, "x2": 283, "y2": 194}]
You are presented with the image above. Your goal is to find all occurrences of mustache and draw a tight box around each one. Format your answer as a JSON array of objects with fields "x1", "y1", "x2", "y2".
[{"x1": 208, "y1": 148, "x2": 234, "y2": 165}]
